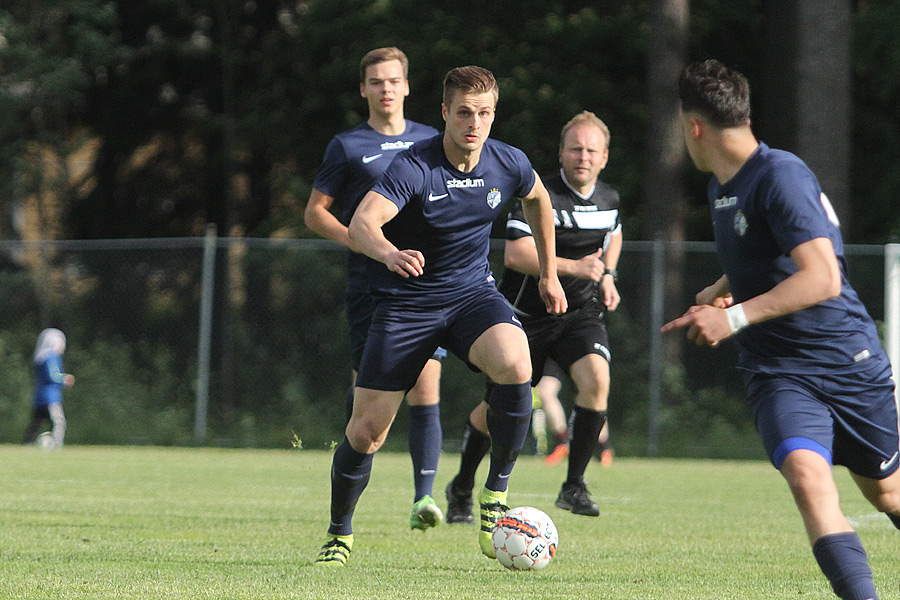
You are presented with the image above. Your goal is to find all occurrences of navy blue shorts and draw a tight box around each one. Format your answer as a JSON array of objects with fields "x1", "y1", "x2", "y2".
[
  {"x1": 345, "y1": 284, "x2": 446, "y2": 372},
  {"x1": 745, "y1": 359, "x2": 900, "y2": 479},
  {"x1": 522, "y1": 302, "x2": 610, "y2": 384},
  {"x1": 356, "y1": 283, "x2": 523, "y2": 392}
]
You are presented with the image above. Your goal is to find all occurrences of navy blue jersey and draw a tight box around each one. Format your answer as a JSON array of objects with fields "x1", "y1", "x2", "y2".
[
  {"x1": 500, "y1": 171, "x2": 621, "y2": 316},
  {"x1": 369, "y1": 134, "x2": 535, "y2": 304},
  {"x1": 710, "y1": 142, "x2": 886, "y2": 375},
  {"x1": 312, "y1": 120, "x2": 438, "y2": 281}
]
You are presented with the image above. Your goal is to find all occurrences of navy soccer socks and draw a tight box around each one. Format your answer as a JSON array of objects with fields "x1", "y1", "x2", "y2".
[
  {"x1": 408, "y1": 403, "x2": 441, "y2": 501},
  {"x1": 485, "y1": 382, "x2": 532, "y2": 492},
  {"x1": 328, "y1": 438, "x2": 374, "y2": 536},
  {"x1": 812, "y1": 531, "x2": 877, "y2": 600}
]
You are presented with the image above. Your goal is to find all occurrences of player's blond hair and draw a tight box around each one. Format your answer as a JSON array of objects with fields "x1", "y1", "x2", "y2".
[
  {"x1": 442, "y1": 66, "x2": 499, "y2": 108},
  {"x1": 359, "y1": 47, "x2": 409, "y2": 82},
  {"x1": 560, "y1": 111, "x2": 610, "y2": 151}
]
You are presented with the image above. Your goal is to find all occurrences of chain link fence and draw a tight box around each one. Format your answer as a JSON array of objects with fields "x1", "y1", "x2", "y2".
[{"x1": 0, "y1": 236, "x2": 891, "y2": 458}]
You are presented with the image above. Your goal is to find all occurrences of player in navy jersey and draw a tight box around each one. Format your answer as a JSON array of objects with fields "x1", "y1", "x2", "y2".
[
  {"x1": 304, "y1": 48, "x2": 446, "y2": 533},
  {"x1": 314, "y1": 65, "x2": 566, "y2": 566},
  {"x1": 664, "y1": 59, "x2": 900, "y2": 600},
  {"x1": 444, "y1": 111, "x2": 623, "y2": 521}
]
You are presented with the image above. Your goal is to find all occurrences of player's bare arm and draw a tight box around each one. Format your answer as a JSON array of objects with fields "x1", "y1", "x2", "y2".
[
  {"x1": 304, "y1": 188, "x2": 355, "y2": 250},
  {"x1": 519, "y1": 173, "x2": 567, "y2": 314},
  {"x1": 599, "y1": 231, "x2": 622, "y2": 311},
  {"x1": 349, "y1": 190, "x2": 425, "y2": 278},
  {"x1": 504, "y1": 238, "x2": 605, "y2": 281},
  {"x1": 662, "y1": 237, "x2": 841, "y2": 346}
]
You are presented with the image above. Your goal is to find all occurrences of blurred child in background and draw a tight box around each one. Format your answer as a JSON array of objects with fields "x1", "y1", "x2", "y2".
[{"x1": 23, "y1": 328, "x2": 75, "y2": 449}]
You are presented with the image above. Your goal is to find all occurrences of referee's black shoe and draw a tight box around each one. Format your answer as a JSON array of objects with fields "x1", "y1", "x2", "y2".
[
  {"x1": 555, "y1": 479, "x2": 600, "y2": 517},
  {"x1": 445, "y1": 478, "x2": 474, "y2": 524}
]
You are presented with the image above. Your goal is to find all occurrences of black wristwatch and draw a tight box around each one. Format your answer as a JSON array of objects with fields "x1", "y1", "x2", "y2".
[{"x1": 603, "y1": 268, "x2": 618, "y2": 282}]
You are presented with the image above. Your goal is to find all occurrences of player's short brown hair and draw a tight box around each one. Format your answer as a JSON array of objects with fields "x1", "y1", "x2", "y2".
[
  {"x1": 359, "y1": 47, "x2": 409, "y2": 83},
  {"x1": 442, "y1": 66, "x2": 499, "y2": 108}
]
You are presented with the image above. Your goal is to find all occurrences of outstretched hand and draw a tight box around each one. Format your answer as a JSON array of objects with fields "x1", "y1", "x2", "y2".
[{"x1": 661, "y1": 304, "x2": 733, "y2": 347}]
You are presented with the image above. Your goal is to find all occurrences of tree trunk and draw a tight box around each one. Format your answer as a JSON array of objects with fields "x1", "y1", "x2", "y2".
[
  {"x1": 644, "y1": 0, "x2": 688, "y2": 347},
  {"x1": 762, "y1": 0, "x2": 852, "y2": 230}
]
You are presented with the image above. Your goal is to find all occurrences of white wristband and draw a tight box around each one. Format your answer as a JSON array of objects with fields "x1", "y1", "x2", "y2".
[{"x1": 725, "y1": 303, "x2": 749, "y2": 333}]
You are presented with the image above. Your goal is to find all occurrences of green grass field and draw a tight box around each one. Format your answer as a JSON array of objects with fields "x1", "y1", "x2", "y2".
[{"x1": 1, "y1": 445, "x2": 897, "y2": 599}]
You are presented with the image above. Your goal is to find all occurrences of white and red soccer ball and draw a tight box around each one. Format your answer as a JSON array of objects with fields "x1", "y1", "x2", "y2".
[{"x1": 491, "y1": 506, "x2": 558, "y2": 570}]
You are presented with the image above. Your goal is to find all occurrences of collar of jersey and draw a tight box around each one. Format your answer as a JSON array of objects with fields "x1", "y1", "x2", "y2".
[{"x1": 560, "y1": 168, "x2": 596, "y2": 200}]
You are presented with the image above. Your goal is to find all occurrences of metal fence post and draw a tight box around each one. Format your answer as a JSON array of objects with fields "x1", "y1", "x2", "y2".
[
  {"x1": 194, "y1": 223, "x2": 217, "y2": 445},
  {"x1": 647, "y1": 238, "x2": 665, "y2": 456},
  {"x1": 885, "y1": 243, "x2": 900, "y2": 403}
]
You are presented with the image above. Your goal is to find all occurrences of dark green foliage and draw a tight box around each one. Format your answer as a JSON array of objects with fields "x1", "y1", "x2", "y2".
[
  {"x1": 852, "y1": 0, "x2": 900, "y2": 242},
  {"x1": 3, "y1": 2, "x2": 898, "y2": 243}
]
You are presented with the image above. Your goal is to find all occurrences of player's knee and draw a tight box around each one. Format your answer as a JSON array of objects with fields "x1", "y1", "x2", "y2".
[
  {"x1": 781, "y1": 452, "x2": 832, "y2": 498},
  {"x1": 345, "y1": 419, "x2": 385, "y2": 454},
  {"x1": 575, "y1": 381, "x2": 608, "y2": 411},
  {"x1": 486, "y1": 358, "x2": 531, "y2": 385},
  {"x1": 406, "y1": 385, "x2": 439, "y2": 407}
]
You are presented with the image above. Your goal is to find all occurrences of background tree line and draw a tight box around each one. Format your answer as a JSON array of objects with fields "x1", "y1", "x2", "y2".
[{"x1": 2, "y1": 0, "x2": 899, "y2": 245}]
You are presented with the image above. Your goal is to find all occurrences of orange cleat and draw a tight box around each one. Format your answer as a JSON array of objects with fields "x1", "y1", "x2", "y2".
[
  {"x1": 599, "y1": 448, "x2": 614, "y2": 467},
  {"x1": 544, "y1": 443, "x2": 569, "y2": 466}
]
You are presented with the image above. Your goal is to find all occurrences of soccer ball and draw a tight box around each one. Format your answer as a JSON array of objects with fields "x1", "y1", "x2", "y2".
[
  {"x1": 36, "y1": 431, "x2": 55, "y2": 450},
  {"x1": 491, "y1": 506, "x2": 558, "y2": 570}
]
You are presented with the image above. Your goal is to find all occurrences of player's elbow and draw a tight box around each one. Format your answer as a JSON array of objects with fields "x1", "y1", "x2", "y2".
[
  {"x1": 824, "y1": 279, "x2": 841, "y2": 301},
  {"x1": 347, "y1": 218, "x2": 361, "y2": 243},
  {"x1": 807, "y1": 272, "x2": 841, "y2": 307},
  {"x1": 503, "y1": 253, "x2": 521, "y2": 272},
  {"x1": 504, "y1": 253, "x2": 536, "y2": 277},
  {"x1": 503, "y1": 243, "x2": 539, "y2": 275},
  {"x1": 303, "y1": 203, "x2": 320, "y2": 230},
  {"x1": 348, "y1": 216, "x2": 369, "y2": 245}
]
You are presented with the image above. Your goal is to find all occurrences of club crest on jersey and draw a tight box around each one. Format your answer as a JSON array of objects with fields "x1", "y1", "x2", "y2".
[
  {"x1": 487, "y1": 188, "x2": 502, "y2": 209},
  {"x1": 733, "y1": 210, "x2": 748, "y2": 236}
]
